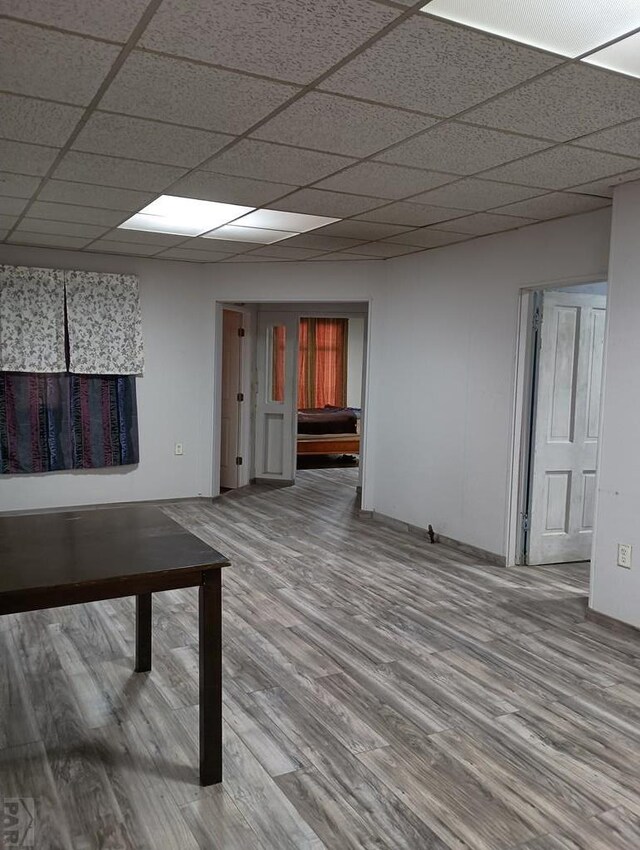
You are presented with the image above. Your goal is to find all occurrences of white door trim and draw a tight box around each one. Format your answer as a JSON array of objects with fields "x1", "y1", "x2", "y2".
[{"x1": 505, "y1": 274, "x2": 608, "y2": 567}]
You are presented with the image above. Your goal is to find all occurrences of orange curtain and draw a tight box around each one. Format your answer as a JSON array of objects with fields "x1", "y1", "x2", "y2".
[
  {"x1": 297, "y1": 318, "x2": 348, "y2": 409},
  {"x1": 272, "y1": 325, "x2": 286, "y2": 403}
]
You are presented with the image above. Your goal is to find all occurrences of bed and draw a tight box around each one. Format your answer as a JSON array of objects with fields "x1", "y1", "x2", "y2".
[{"x1": 297, "y1": 407, "x2": 360, "y2": 456}]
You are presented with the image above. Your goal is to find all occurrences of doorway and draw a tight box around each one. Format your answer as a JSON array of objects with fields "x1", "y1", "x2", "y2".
[
  {"x1": 214, "y1": 300, "x2": 370, "y2": 498},
  {"x1": 511, "y1": 282, "x2": 608, "y2": 566}
]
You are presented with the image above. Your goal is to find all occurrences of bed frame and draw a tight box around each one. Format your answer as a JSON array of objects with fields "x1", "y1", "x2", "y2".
[{"x1": 296, "y1": 434, "x2": 360, "y2": 456}]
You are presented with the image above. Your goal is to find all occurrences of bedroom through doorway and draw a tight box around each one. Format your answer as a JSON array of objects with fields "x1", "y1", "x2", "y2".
[{"x1": 215, "y1": 301, "x2": 369, "y2": 501}]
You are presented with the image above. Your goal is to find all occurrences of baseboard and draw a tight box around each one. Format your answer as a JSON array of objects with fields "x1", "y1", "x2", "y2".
[
  {"x1": 0, "y1": 495, "x2": 212, "y2": 517},
  {"x1": 361, "y1": 509, "x2": 506, "y2": 567},
  {"x1": 586, "y1": 607, "x2": 640, "y2": 636}
]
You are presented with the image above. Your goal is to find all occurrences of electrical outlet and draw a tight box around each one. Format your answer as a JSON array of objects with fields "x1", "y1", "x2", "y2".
[
  {"x1": 617, "y1": 543, "x2": 632, "y2": 569},
  {"x1": 174, "y1": 442, "x2": 183, "y2": 456}
]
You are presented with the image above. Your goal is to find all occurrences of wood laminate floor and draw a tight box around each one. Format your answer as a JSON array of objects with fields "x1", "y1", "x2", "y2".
[{"x1": 2, "y1": 468, "x2": 640, "y2": 849}]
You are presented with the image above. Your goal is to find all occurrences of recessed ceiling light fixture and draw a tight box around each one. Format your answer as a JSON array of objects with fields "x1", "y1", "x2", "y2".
[
  {"x1": 119, "y1": 196, "x2": 340, "y2": 243},
  {"x1": 118, "y1": 195, "x2": 255, "y2": 237},
  {"x1": 202, "y1": 225, "x2": 297, "y2": 244},
  {"x1": 230, "y1": 210, "x2": 338, "y2": 232},
  {"x1": 584, "y1": 30, "x2": 640, "y2": 78},
  {"x1": 422, "y1": 0, "x2": 640, "y2": 58}
]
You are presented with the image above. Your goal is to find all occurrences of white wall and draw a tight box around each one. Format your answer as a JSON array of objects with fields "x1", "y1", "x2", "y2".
[
  {"x1": 347, "y1": 317, "x2": 365, "y2": 408},
  {"x1": 590, "y1": 182, "x2": 640, "y2": 628},
  {"x1": 1, "y1": 214, "x2": 615, "y2": 557},
  {"x1": 368, "y1": 209, "x2": 611, "y2": 557},
  {"x1": 0, "y1": 247, "x2": 382, "y2": 512},
  {"x1": 0, "y1": 244, "x2": 220, "y2": 512}
]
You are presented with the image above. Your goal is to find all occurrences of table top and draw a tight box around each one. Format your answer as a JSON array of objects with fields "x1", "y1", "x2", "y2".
[{"x1": 0, "y1": 505, "x2": 229, "y2": 610}]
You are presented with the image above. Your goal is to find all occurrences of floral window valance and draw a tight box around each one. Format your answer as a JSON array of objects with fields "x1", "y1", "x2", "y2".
[
  {"x1": 0, "y1": 265, "x2": 144, "y2": 375},
  {"x1": 0, "y1": 265, "x2": 67, "y2": 372},
  {"x1": 66, "y1": 271, "x2": 144, "y2": 375}
]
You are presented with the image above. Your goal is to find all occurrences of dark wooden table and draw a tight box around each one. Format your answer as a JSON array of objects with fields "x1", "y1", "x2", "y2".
[{"x1": 0, "y1": 505, "x2": 229, "y2": 786}]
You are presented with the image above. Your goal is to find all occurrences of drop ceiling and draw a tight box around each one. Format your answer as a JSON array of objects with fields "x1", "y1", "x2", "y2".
[{"x1": 1, "y1": 0, "x2": 639, "y2": 263}]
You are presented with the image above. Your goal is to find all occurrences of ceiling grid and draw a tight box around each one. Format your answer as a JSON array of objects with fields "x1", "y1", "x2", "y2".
[{"x1": 1, "y1": 0, "x2": 639, "y2": 262}]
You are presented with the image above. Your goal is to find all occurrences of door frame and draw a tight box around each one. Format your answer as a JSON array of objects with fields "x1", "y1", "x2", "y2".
[
  {"x1": 213, "y1": 299, "x2": 372, "y2": 500},
  {"x1": 505, "y1": 275, "x2": 609, "y2": 567},
  {"x1": 213, "y1": 303, "x2": 254, "y2": 497}
]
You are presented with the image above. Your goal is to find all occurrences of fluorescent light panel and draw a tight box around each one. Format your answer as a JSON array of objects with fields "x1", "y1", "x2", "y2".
[
  {"x1": 119, "y1": 195, "x2": 254, "y2": 236},
  {"x1": 203, "y1": 225, "x2": 297, "y2": 244},
  {"x1": 584, "y1": 30, "x2": 640, "y2": 78},
  {"x1": 422, "y1": 0, "x2": 640, "y2": 58},
  {"x1": 231, "y1": 209, "x2": 338, "y2": 232}
]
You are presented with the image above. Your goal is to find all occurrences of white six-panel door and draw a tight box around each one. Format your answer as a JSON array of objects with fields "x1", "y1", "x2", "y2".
[
  {"x1": 528, "y1": 291, "x2": 607, "y2": 565},
  {"x1": 254, "y1": 311, "x2": 298, "y2": 483}
]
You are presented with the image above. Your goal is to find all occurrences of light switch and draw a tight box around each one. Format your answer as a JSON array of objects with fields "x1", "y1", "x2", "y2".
[{"x1": 175, "y1": 442, "x2": 183, "y2": 456}]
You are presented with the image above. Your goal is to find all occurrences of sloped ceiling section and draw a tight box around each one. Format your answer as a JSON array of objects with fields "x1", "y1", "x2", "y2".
[{"x1": 1, "y1": 0, "x2": 639, "y2": 262}]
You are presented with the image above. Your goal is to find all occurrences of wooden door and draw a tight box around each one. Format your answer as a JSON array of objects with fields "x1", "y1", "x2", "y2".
[{"x1": 220, "y1": 309, "x2": 243, "y2": 489}]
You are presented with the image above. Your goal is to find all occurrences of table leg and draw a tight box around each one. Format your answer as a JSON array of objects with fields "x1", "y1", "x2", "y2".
[
  {"x1": 135, "y1": 593, "x2": 152, "y2": 672},
  {"x1": 199, "y1": 570, "x2": 222, "y2": 785}
]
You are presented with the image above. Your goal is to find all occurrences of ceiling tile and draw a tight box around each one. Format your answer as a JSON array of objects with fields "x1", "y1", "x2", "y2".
[
  {"x1": 322, "y1": 16, "x2": 559, "y2": 115},
  {"x1": 101, "y1": 230, "x2": 186, "y2": 247},
  {"x1": 246, "y1": 245, "x2": 326, "y2": 260},
  {"x1": 378, "y1": 122, "x2": 550, "y2": 174},
  {"x1": 308, "y1": 252, "x2": 376, "y2": 261},
  {"x1": 484, "y1": 145, "x2": 640, "y2": 190},
  {"x1": 17, "y1": 218, "x2": 109, "y2": 238},
  {"x1": 569, "y1": 169, "x2": 640, "y2": 197},
  {"x1": 266, "y1": 188, "x2": 386, "y2": 217},
  {"x1": 491, "y1": 192, "x2": 611, "y2": 219},
  {"x1": 313, "y1": 220, "x2": 413, "y2": 240},
  {"x1": 0, "y1": 0, "x2": 152, "y2": 41},
  {"x1": 0, "y1": 197, "x2": 28, "y2": 215},
  {"x1": 85, "y1": 240, "x2": 159, "y2": 256},
  {"x1": 0, "y1": 172, "x2": 41, "y2": 198},
  {"x1": 279, "y1": 233, "x2": 366, "y2": 250},
  {"x1": 387, "y1": 228, "x2": 471, "y2": 248},
  {"x1": 38, "y1": 180, "x2": 155, "y2": 211},
  {"x1": 410, "y1": 178, "x2": 545, "y2": 211},
  {"x1": 100, "y1": 51, "x2": 298, "y2": 136},
  {"x1": 573, "y1": 119, "x2": 640, "y2": 159},
  {"x1": 0, "y1": 214, "x2": 18, "y2": 229},
  {"x1": 313, "y1": 162, "x2": 456, "y2": 199},
  {"x1": 1, "y1": 20, "x2": 120, "y2": 105},
  {"x1": 202, "y1": 140, "x2": 355, "y2": 186},
  {"x1": 466, "y1": 64, "x2": 640, "y2": 142},
  {"x1": 357, "y1": 201, "x2": 468, "y2": 226},
  {"x1": 140, "y1": 0, "x2": 399, "y2": 84},
  {"x1": 29, "y1": 201, "x2": 125, "y2": 226},
  {"x1": 435, "y1": 212, "x2": 537, "y2": 234},
  {"x1": 73, "y1": 113, "x2": 233, "y2": 168},
  {"x1": 0, "y1": 140, "x2": 59, "y2": 176},
  {"x1": 0, "y1": 93, "x2": 82, "y2": 147},
  {"x1": 171, "y1": 171, "x2": 293, "y2": 207},
  {"x1": 156, "y1": 247, "x2": 234, "y2": 262},
  {"x1": 220, "y1": 254, "x2": 290, "y2": 263},
  {"x1": 8, "y1": 231, "x2": 91, "y2": 248},
  {"x1": 53, "y1": 152, "x2": 187, "y2": 192},
  {"x1": 344, "y1": 242, "x2": 419, "y2": 257},
  {"x1": 253, "y1": 92, "x2": 437, "y2": 158}
]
